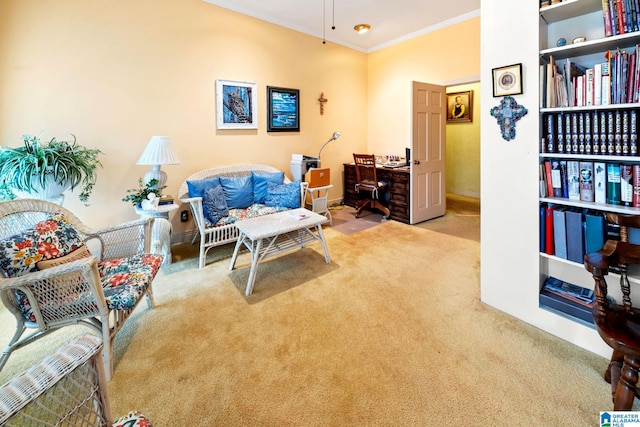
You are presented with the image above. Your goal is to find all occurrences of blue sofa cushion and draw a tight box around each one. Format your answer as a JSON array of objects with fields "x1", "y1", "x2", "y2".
[
  {"x1": 220, "y1": 175, "x2": 254, "y2": 209},
  {"x1": 252, "y1": 171, "x2": 285, "y2": 204},
  {"x1": 203, "y1": 185, "x2": 229, "y2": 224},
  {"x1": 264, "y1": 180, "x2": 301, "y2": 209},
  {"x1": 187, "y1": 177, "x2": 221, "y2": 199}
]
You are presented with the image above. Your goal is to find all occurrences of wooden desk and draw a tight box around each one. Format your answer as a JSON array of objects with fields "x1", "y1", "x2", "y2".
[{"x1": 343, "y1": 163, "x2": 410, "y2": 223}]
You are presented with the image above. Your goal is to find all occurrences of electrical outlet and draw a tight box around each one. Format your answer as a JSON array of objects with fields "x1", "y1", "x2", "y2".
[{"x1": 180, "y1": 210, "x2": 188, "y2": 222}]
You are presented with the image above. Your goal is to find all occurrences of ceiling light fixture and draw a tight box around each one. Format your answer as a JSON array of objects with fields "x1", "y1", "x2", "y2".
[{"x1": 354, "y1": 24, "x2": 371, "y2": 34}]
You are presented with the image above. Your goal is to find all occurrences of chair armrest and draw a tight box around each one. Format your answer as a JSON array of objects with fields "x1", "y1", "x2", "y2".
[
  {"x1": 86, "y1": 218, "x2": 154, "y2": 261},
  {"x1": 0, "y1": 257, "x2": 108, "y2": 329},
  {"x1": 180, "y1": 197, "x2": 206, "y2": 233}
]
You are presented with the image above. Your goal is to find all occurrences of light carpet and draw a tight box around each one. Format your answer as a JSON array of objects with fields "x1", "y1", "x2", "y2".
[{"x1": 0, "y1": 219, "x2": 618, "y2": 425}]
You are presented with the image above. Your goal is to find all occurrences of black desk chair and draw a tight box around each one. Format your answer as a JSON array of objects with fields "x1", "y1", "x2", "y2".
[{"x1": 352, "y1": 153, "x2": 390, "y2": 219}]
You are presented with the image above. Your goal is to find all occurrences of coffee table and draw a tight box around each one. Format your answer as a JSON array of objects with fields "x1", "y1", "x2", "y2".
[{"x1": 229, "y1": 208, "x2": 331, "y2": 296}]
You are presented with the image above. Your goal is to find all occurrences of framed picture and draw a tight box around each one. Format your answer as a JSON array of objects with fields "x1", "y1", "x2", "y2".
[
  {"x1": 447, "y1": 90, "x2": 473, "y2": 123},
  {"x1": 216, "y1": 79, "x2": 258, "y2": 129},
  {"x1": 492, "y1": 63, "x2": 523, "y2": 97},
  {"x1": 267, "y1": 86, "x2": 300, "y2": 132}
]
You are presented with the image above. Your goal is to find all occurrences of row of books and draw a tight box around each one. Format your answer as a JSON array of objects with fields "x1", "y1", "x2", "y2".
[
  {"x1": 542, "y1": 110, "x2": 639, "y2": 156},
  {"x1": 601, "y1": 0, "x2": 640, "y2": 37},
  {"x1": 539, "y1": 276, "x2": 595, "y2": 326},
  {"x1": 540, "y1": 159, "x2": 640, "y2": 206},
  {"x1": 540, "y1": 205, "x2": 607, "y2": 262},
  {"x1": 540, "y1": 0, "x2": 564, "y2": 6},
  {"x1": 541, "y1": 46, "x2": 640, "y2": 108}
]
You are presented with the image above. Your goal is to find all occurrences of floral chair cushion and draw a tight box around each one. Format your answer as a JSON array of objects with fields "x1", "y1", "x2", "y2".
[
  {"x1": 14, "y1": 253, "x2": 162, "y2": 322},
  {"x1": 112, "y1": 410, "x2": 152, "y2": 427},
  {"x1": 0, "y1": 211, "x2": 83, "y2": 278},
  {"x1": 98, "y1": 254, "x2": 162, "y2": 310}
]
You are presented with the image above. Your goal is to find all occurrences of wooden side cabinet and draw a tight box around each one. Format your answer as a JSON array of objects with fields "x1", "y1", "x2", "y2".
[{"x1": 343, "y1": 163, "x2": 410, "y2": 224}]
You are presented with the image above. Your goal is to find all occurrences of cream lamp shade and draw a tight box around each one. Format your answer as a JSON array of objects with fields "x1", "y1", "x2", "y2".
[{"x1": 137, "y1": 136, "x2": 180, "y2": 190}]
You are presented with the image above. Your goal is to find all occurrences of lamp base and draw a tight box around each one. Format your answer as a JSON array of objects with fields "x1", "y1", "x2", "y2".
[{"x1": 144, "y1": 165, "x2": 167, "y2": 190}]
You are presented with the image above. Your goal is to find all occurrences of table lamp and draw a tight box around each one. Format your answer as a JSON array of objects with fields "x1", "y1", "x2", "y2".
[{"x1": 137, "y1": 136, "x2": 180, "y2": 190}]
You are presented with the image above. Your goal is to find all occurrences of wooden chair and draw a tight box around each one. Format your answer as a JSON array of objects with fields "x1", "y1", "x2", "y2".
[
  {"x1": 0, "y1": 333, "x2": 151, "y2": 426},
  {"x1": 584, "y1": 212, "x2": 640, "y2": 409},
  {"x1": 0, "y1": 199, "x2": 162, "y2": 381},
  {"x1": 352, "y1": 153, "x2": 390, "y2": 219}
]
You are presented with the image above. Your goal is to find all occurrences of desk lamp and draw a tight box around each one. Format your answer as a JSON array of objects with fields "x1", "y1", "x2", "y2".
[
  {"x1": 137, "y1": 136, "x2": 180, "y2": 190},
  {"x1": 317, "y1": 131, "x2": 341, "y2": 167}
]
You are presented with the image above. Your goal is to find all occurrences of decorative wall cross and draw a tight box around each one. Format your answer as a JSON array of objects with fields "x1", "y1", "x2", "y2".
[
  {"x1": 489, "y1": 96, "x2": 528, "y2": 141},
  {"x1": 318, "y1": 92, "x2": 328, "y2": 115}
]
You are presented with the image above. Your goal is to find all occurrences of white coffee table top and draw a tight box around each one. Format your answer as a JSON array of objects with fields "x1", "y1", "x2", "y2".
[{"x1": 235, "y1": 208, "x2": 327, "y2": 240}]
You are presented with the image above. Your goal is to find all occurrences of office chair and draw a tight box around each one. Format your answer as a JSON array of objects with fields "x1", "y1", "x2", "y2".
[
  {"x1": 352, "y1": 153, "x2": 390, "y2": 219},
  {"x1": 584, "y1": 213, "x2": 640, "y2": 409}
]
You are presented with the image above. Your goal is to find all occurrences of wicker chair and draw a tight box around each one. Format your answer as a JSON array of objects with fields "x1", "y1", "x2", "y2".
[
  {"x1": 0, "y1": 199, "x2": 162, "y2": 381},
  {"x1": 0, "y1": 333, "x2": 152, "y2": 426}
]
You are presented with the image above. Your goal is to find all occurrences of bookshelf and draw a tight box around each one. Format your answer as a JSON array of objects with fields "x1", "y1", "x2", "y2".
[{"x1": 539, "y1": 0, "x2": 640, "y2": 325}]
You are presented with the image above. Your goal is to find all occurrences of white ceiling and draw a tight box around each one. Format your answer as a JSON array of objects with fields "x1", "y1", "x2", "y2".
[{"x1": 202, "y1": 0, "x2": 481, "y2": 53}]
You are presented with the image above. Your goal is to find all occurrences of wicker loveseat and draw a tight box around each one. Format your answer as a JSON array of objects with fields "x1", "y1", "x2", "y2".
[{"x1": 179, "y1": 164, "x2": 307, "y2": 268}]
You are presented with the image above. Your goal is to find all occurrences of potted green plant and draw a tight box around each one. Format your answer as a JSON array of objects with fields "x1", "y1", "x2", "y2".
[
  {"x1": 0, "y1": 134, "x2": 103, "y2": 204},
  {"x1": 122, "y1": 178, "x2": 166, "y2": 207}
]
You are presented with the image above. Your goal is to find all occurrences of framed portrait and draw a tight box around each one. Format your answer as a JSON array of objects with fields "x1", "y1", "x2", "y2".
[
  {"x1": 267, "y1": 86, "x2": 300, "y2": 132},
  {"x1": 447, "y1": 90, "x2": 473, "y2": 123},
  {"x1": 492, "y1": 63, "x2": 523, "y2": 97},
  {"x1": 216, "y1": 79, "x2": 258, "y2": 129}
]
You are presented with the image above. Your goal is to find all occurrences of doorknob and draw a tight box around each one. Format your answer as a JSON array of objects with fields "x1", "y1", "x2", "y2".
[{"x1": 414, "y1": 160, "x2": 420, "y2": 165}]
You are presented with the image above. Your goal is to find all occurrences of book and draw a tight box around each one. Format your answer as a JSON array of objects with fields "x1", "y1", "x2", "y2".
[
  {"x1": 584, "y1": 112, "x2": 593, "y2": 154},
  {"x1": 546, "y1": 113, "x2": 556, "y2": 153},
  {"x1": 539, "y1": 288, "x2": 595, "y2": 325},
  {"x1": 634, "y1": 164, "x2": 640, "y2": 207},
  {"x1": 553, "y1": 208, "x2": 568, "y2": 259},
  {"x1": 543, "y1": 276, "x2": 595, "y2": 303},
  {"x1": 551, "y1": 160, "x2": 563, "y2": 197},
  {"x1": 579, "y1": 161, "x2": 594, "y2": 202},
  {"x1": 565, "y1": 209, "x2": 585, "y2": 263},
  {"x1": 607, "y1": 163, "x2": 622, "y2": 205},
  {"x1": 289, "y1": 211, "x2": 311, "y2": 220},
  {"x1": 631, "y1": 110, "x2": 638, "y2": 155},
  {"x1": 621, "y1": 164, "x2": 634, "y2": 206},
  {"x1": 545, "y1": 160, "x2": 554, "y2": 199},
  {"x1": 594, "y1": 162, "x2": 607, "y2": 203},
  {"x1": 623, "y1": 110, "x2": 631, "y2": 155},
  {"x1": 545, "y1": 206, "x2": 555, "y2": 255},
  {"x1": 567, "y1": 160, "x2": 581, "y2": 200},
  {"x1": 602, "y1": 0, "x2": 614, "y2": 37},
  {"x1": 593, "y1": 111, "x2": 601, "y2": 155},
  {"x1": 585, "y1": 211, "x2": 606, "y2": 254},
  {"x1": 615, "y1": 110, "x2": 623, "y2": 155},
  {"x1": 560, "y1": 160, "x2": 569, "y2": 199},
  {"x1": 540, "y1": 205, "x2": 547, "y2": 252}
]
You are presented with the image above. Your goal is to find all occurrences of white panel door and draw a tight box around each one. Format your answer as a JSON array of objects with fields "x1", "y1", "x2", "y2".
[{"x1": 411, "y1": 81, "x2": 446, "y2": 224}]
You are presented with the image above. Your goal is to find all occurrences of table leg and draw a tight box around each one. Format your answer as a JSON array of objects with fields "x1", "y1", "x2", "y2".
[
  {"x1": 229, "y1": 232, "x2": 245, "y2": 271},
  {"x1": 245, "y1": 238, "x2": 262, "y2": 296},
  {"x1": 316, "y1": 225, "x2": 331, "y2": 263}
]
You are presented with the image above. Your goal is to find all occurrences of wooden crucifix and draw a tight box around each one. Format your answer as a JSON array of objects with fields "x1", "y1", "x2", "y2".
[{"x1": 318, "y1": 92, "x2": 327, "y2": 115}]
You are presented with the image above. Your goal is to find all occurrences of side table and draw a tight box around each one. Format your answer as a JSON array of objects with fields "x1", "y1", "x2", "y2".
[
  {"x1": 135, "y1": 203, "x2": 179, "y2": 265},
  {"x1": 306, "y1": 185, "x2": 333, "y2": 225}
]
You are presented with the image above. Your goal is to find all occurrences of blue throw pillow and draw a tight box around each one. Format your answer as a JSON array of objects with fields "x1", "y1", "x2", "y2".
[
  {"x1": 187, "y1": 177, "x2": 221, "y2": 199},
  {"x1": 252, "y1": 171, "x2": 285, "y2": 204},
  {"x1": 203, "y1": 185, "x2": 229, "y2": 224},
  {"x1": 264, "y1": 180, "x2": 301, "y2": 209},
  {"x1": 220, "y1": 175, "x2": 254, "y2": 209}
]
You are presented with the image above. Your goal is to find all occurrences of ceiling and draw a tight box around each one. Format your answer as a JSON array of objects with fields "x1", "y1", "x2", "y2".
[{"x1": 202, "y1": 0, "x2": 481, "y2": 53}]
